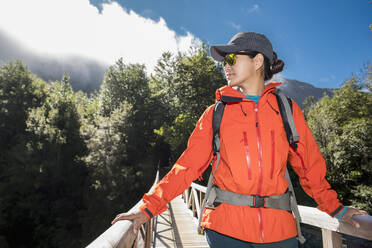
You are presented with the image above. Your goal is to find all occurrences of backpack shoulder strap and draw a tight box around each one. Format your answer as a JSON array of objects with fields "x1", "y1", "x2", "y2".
[
  {"x1": 274, "y1": 89, "x2": 299, "y2": 151},
  {"x1": 198, "y1": 100, "x2": 225, "y2": 234},
  {"x1": 275, "y1": 89, "x2": 306, "y2": 243},
  {"x1": 212, "y1": 100, "x2": 226, "y2": 155}
]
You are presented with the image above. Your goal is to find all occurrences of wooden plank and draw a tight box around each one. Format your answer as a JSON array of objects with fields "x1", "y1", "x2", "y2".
[
  {"x1": 153, "y1": 208, "x2": 175, "y2": 248},
  {"x1": 187, "y1": 190, "x2": 193, "y2": 209},
  {"x1": 191, "y1": 183, "x2": 206, "y2": 193},
  {"x1": 145, "y1": 220, "x2": 151, "y2": 248},
  {"x1": 170, "y1": 196, "x2": 210, "y2": 247},
  {"x1": 153, "y1": 195, "x2": 209, "y2": 248},
  {"x1": 192, "y1": 188, "x2": 201, "y2": 219},
  {"x1": 321, "y1": 229, "x2": 342, "y2": 248},
  {"x1": 299, "y1": 205, "x2": 372, "y2": 241},
  {"x1": 184, "y1": 189, "x2": 189, "y2": 207}
]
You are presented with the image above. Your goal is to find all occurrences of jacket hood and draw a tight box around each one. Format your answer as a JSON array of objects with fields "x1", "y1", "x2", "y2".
[{"x1": 215, "y1": 81, "x2": 282, "y2": 102}]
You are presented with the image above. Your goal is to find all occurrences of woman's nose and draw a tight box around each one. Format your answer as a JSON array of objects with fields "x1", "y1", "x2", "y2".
[{"x1": 224, "y1": 64, "x2": 231, "y2": 72}]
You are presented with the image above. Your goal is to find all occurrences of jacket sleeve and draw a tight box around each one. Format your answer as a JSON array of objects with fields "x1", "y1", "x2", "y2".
[
  {"x1": 139, "y1": 105, "x2": 215, "y2": 219},
  {"x1": 288, "y1": 101, "x2": 345, "y2": 218}
]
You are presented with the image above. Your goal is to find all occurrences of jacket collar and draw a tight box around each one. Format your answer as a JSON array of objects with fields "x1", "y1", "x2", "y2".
[{"x1": 215, "y1": 82, "x2": 282, "y2": 102}]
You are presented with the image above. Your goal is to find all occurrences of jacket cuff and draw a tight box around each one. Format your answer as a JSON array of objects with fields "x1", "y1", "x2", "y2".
[
  {"x1": 139, "y1": 204, "x2": 154, "y2": 220},
  {"x1": 331, "y1": 205, "x2": 348, "y2": 220},
  {"x1": 334, "y1": 206, "x2": 349, "y2": 220}
]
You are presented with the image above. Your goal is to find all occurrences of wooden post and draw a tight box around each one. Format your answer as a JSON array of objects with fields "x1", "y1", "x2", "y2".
[
  {"x1": 199, "y1": 190, "x2": 205, "y2": 235},
  {"x1": 188, "y1": 190, "x2": 193, "y2": 209},
  {"x1": 151, "y1": 217, "x2": 156, "y2": 244},
  {"x1": 322, "y1": 229, "x2": 342, "y2": 248},
  {"x1": 192, "y1": 194, "x2": 196, "y2": 217},
  {"x1": 199, "y1": 190, "x2": 203, "y2": 209},
  {"x1": 185, "y1": 188, "x2": 189, "y2": 206},
  {"x1": 145, "y1": 220, "x2": 152, "y2": 248}
]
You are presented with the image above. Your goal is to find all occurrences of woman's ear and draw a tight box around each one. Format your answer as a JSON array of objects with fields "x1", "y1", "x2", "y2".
[{"x1": 254, "y1": 53, "x2": 264, "y2": 70}]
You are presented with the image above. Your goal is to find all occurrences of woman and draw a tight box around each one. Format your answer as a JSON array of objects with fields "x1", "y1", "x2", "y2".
[{"x1": 111, "y1": 32, "x2": 367, "y2": 247}]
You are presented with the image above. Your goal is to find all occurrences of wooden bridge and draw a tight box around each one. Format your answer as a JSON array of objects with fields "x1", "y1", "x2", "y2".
[{"x1": 87, "y1": 171, "x2": 372, "y2": 248}]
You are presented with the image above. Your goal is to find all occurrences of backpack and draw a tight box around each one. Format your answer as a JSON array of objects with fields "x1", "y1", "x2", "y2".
[{"x1": 198, "y1": 89, "x2": 306, "y2": 244}]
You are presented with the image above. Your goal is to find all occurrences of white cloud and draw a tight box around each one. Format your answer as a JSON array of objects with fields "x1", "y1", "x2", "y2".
[
  {"x1": 0, "y1": 0, "x2": 200, "y2": 73},
  {"x1": 228, "y1": 21, "x2": 241, "y2": 31},
  {"x1": 248, "y1": 4, "x2": 259, "y2": 13}
]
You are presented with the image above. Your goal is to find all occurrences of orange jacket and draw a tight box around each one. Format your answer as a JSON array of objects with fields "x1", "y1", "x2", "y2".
[{"x1": 139, "y1": 82, "x2": 344, "y2": 243}]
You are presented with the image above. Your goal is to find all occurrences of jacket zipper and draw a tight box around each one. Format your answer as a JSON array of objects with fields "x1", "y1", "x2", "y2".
[
  {"x1": 254, "y1": 107, "x2": 264, "y2": 242},
  {"x1": 270, "y1": 130, "x2": 275, "y2": 179},
  {"x1": 243, "y1": 132, "x2": 252, "y2": 180},
  {"x1": 258, "y1": 208, "x2": 264, "y2": 242},
  {"x1": 254, "y1": 107, "x2": 263, "y2": 195}
]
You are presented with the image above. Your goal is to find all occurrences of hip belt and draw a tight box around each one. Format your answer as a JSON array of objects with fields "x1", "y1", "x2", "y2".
[{"x1": 205, "y1": 185, "x2": 292, "y2": 211}]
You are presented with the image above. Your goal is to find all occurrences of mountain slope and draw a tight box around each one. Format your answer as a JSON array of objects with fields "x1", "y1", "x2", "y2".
[
  {"x1": 0, "y1": 29, "x2": 107, "y2": 92},
  {"x1": 277, "y1": 78, "x2": 334, "y2": 108}
]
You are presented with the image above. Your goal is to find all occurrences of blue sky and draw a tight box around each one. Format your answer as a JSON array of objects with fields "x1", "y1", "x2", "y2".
[
  {"x1": 91, "y1": 0, "x2": 372, "y2": 88},
  {"x1": 0, "y1": 0, "x2": 370, "y2": 89}
]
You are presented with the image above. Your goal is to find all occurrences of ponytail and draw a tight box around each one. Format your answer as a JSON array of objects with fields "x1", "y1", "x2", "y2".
[{"x1": 264, "y1": 51, "x2": 285, "y2": 81}]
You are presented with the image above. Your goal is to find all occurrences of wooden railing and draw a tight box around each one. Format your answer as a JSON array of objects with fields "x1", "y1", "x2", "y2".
[
  {"x1": 87, "y1": 173, "x2": 371, "y2": 248},
  {"x1": 182, "y1": 182, "x2": 372, "y2": 248},
  {"x1": 86, "y1": 170, "x2": 159, "y2": 248}
]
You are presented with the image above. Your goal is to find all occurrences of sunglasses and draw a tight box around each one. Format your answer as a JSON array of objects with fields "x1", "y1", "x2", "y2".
[{"x1": 222, "y1": 52, "x2": 254, "y2": 67}]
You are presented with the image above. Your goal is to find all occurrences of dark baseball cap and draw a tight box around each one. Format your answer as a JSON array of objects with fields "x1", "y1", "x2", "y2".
[{"x1": 210, "y1": 32, "x2": 274, "y2": 63}]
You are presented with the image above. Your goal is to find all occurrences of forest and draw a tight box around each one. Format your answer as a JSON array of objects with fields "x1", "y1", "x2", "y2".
[{"x1": 0, "y1": 45, "x2": 371, "y2": 247}]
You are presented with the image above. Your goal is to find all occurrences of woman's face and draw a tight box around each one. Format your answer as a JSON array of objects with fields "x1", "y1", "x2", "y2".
[{"x1": 223, "y1": 53, "x2": 263, "y2": 87}]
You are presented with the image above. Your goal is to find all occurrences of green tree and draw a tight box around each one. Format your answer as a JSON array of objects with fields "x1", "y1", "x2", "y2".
[
  {"x1": 0, "y1": 61, "x2": 47, "y2": 248},
  {"x1": 98, "y1": 58, "x2": 157, "y2": 170},
  {"x1": 305, "y1": 74, "x2": 372, "y2": 212},
  {"x1": 80, "y1": 102, "x2": 141, "y2": 243},
  {"x1": 99, "y1": 59, "x2": 157, "y2": 170},
  {"x1": 24, "y1": 75, "x2": 89, "y2": 247},
  {"x1": 99, "y1": 58, "x2": 149, "y2": 117},
  {"x1": 81, "y1": 60, "x2": 160, "y2": 242},
  {"x1": 152, "y1": 44, "x2": 226, "y2": 159},
  {"x1": 0, "y1": 61, "x2": 46, "y2": 153}
]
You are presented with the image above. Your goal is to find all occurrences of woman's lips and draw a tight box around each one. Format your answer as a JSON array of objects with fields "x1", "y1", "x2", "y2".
[{"x1": 226, "y1": 73, "x2": 234, "y2": 80}]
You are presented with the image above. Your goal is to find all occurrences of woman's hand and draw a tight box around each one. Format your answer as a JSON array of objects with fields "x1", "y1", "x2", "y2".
[
  {"x1": 111, "y1": 210, "x2": 149, "y2": 234},
  {"x1": 342, "y1": 206, "x2": 369, "y2": 228}
]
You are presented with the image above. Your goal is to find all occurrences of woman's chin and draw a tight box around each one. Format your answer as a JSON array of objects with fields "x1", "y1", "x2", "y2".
[{"x1": 228, "y1": 80, "x2": 238, "y2": 87}]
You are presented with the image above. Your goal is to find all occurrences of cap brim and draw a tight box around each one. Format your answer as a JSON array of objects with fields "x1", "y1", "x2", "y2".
[{"x1": 210, "y1": 45, "x2": 242, "y2": 61}]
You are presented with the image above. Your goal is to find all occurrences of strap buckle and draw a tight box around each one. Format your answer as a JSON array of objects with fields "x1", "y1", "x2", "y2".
[{"x1": 252, "y1": 195, "x2": 265, "y2": 208}]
